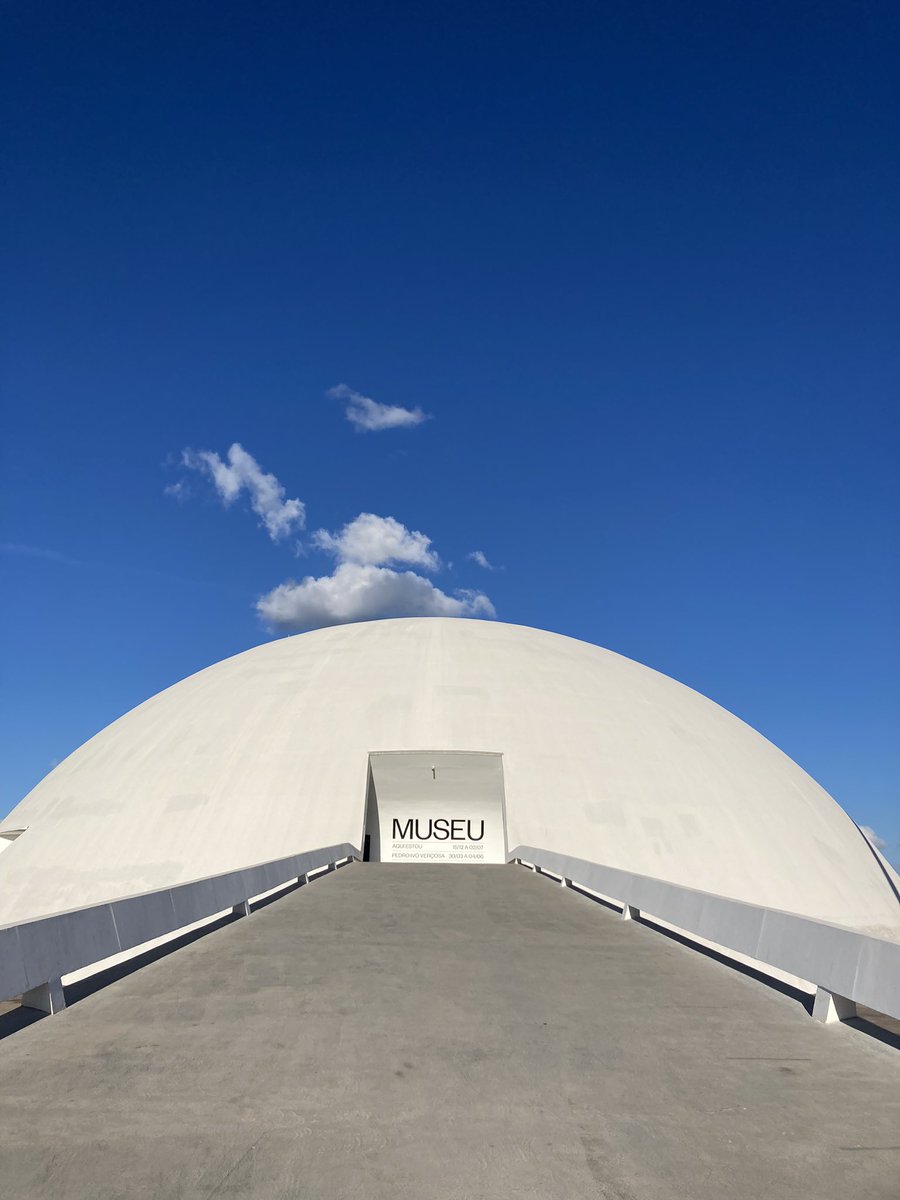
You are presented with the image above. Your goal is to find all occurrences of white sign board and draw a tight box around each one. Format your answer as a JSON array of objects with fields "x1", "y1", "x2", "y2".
[{"x1": 366, "y1": 751, "x2": 507, "y2": 864}]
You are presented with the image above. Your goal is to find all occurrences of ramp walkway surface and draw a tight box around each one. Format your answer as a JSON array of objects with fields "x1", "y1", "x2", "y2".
[{"x1": 2, "y1": 863, "x2": 899, "y2": 1199}]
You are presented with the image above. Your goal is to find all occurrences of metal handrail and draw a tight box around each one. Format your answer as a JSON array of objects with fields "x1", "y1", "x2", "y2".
[
  {"x1": 510, "y1": 845, "x2": 900, "y2": 1024},
  {"x1": 0, "y1": 841, "x2": 359, "y2": 1013}
]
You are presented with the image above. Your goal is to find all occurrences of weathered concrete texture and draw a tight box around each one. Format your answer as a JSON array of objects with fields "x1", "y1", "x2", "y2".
[{"x1": 1, "y1": 864, "x2": 898, "y2": 1200}]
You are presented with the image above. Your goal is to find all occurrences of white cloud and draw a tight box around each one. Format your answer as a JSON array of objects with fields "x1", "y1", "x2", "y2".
[
  {"x1": 0, "y1": 543, "x2": 83, "y2": 567},
  {"x1": 860, "y1": 825, "x2": 887, "y2": 851},
  {"x1": 260, "y1": 510, "x2": 496, "y2": 631},
  {"x1": 257, "y1": 562, "x2": 495, "y2": 631},
  {"x1": 163, "y1": 480, "x2": 190, "y2": 503},
  {"x1": 178, "y1": 443, "x2": 305, "y2": 541},
  {"x1": 328, "y1": 383, "x2": 428, "y2": 432},
  {"x1": 313, "y1": 513, "x2": 439, "y2": 570},
  {"x1": 468, "y1": 550, "x2": 493, "y2": 570}
]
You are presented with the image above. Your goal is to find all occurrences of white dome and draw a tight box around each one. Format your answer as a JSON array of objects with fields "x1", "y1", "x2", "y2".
[{"x1": 1, "y1": 618, "x2": 896, "y2": 936}]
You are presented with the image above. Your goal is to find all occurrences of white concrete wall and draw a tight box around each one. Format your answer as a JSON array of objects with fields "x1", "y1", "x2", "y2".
[{"x1": 1, "y1": 618, "x2": 897, "y2": 938}]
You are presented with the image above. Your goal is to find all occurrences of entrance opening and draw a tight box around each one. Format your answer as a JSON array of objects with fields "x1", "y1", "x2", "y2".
[{"x1": 364, "y1": 751, "x2": 507, "y2": 864}]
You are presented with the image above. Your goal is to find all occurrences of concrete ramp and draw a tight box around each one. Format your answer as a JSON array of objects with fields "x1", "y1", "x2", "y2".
[{"x1": 2, "y1": 864, "x2": 898, "y2": 1198}]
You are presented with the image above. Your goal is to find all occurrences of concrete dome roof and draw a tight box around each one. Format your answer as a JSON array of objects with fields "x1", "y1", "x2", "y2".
[{"x1": 1, "y1": 618, "x2": 896, "y2": 935}]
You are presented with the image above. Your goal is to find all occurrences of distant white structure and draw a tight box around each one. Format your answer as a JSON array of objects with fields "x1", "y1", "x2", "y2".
[{"x1": 1, "y1": 618, "x2": 897, "y2": 941}]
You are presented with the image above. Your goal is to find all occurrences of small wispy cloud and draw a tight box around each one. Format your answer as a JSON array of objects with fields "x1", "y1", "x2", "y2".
[
  {"x1": 1, "y1": 542, "x2": 236, "y2": 593},
  {"x1": 467, "y1": 550, "x2": 493, "y2": 570},
  {"x1": 328, "y1": 383, "x2": 429, "y2": 433},
  {"x1": 163, "y1": 480, "x2": 191, "y2": 503},
  {"x1": 314, "y1": 513, "x2": 439, "y2": 570},
  {"x1": 174, "y1": 443, "x2": 305, "y2": 541},
  {"x1": 860, "y1": 825, "x2": 887, "y2": 851},
  {"x1": 0, "y1": 543, "x2": 83, "y2": 567}
]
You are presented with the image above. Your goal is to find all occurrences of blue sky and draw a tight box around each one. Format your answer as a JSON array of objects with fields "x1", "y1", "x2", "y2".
[{"x1": 2, "y1": 2, "x2": 898, "y2": 860}]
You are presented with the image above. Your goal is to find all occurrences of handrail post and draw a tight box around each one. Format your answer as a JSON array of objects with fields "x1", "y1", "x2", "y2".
[
  {"x1": 812, "y1": 986, "x2": 858, "y2": 1024},
  {"x1": 21, "y1": 977, "x2": 66, "y2": 1015}
]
